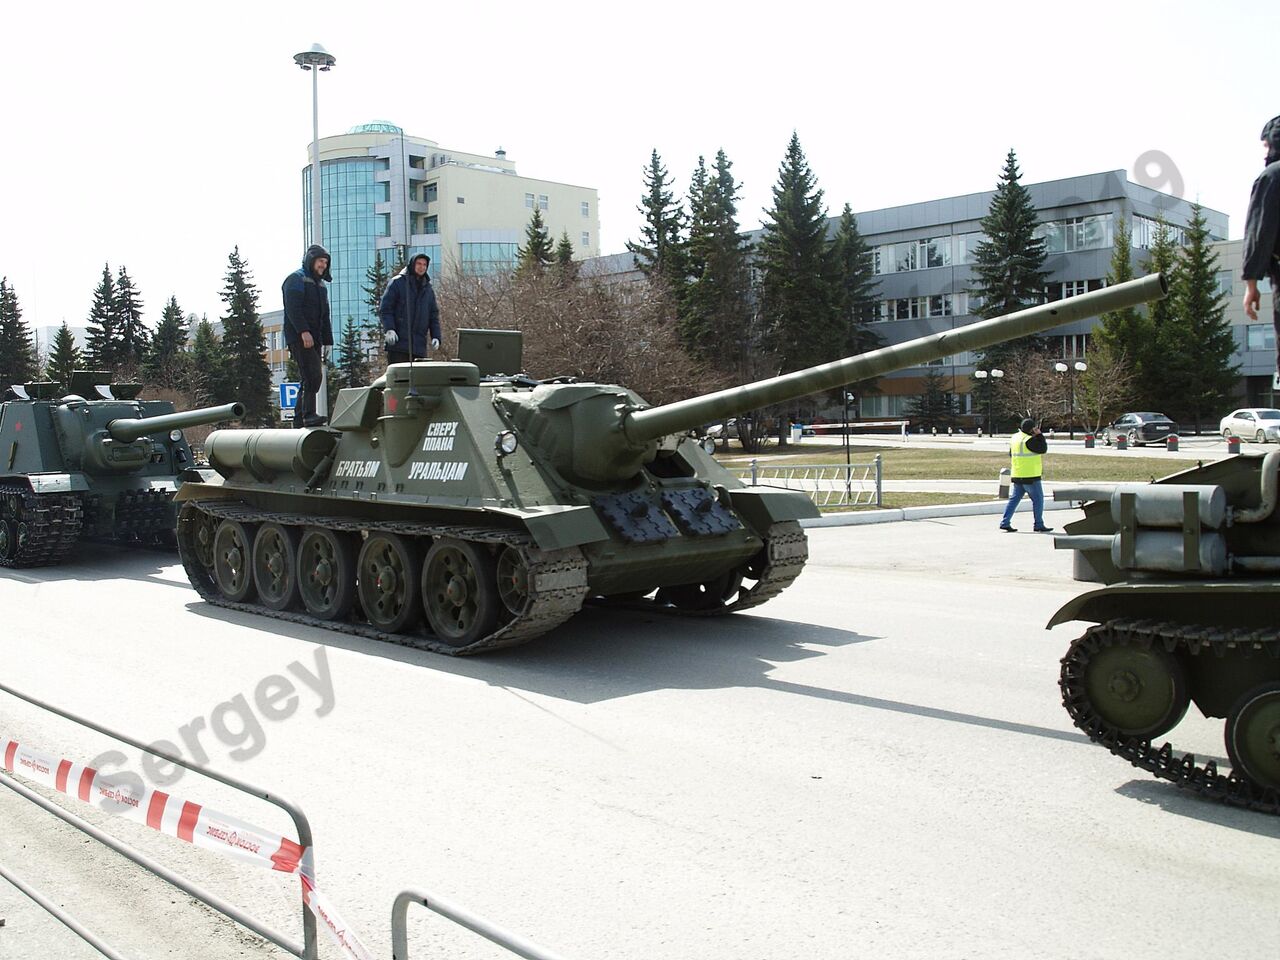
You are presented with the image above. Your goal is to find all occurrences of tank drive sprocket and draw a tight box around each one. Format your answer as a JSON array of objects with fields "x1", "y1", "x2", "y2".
[
  {"x1": 1060, "y1": 619, "x2": 1280, "y2": 814},
  {"x1": 177, "y1": 499, "x2": 589, "y2": 656},
  {"x1": 0, "y1": 481, "x2": 83, "y2": 568}
]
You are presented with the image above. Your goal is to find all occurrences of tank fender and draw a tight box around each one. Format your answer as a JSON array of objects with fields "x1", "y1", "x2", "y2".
[
  {"x1": 487, "y1": 505, "x2": 612, "y2": 551},
  {"x1": 1048, "y1": 581, "x2": 1280, "y2": 629},
  {"x1": 21, "y1": 473, "x2": 90, "y2": 495},
  {"x1": 728, "y1": 486, "x2": 821, "y2": 529}
]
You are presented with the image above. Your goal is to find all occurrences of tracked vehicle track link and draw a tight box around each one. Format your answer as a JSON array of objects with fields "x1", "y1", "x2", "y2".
[
  {"x1": 1061, "y1": 618, "x2": 1280, "y2": 815},
  {"x1": 178, "y1": 498, "x2": 589, "y2": 656},
  {"x1": 0, "y1": 481, "x2": 83, "y2": 568}
]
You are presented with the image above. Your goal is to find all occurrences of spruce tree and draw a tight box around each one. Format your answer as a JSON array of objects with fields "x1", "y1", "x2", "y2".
[
  {"x1": 145, "y1": 295, "x2": 191, "y2": 387},
  {"x1": 217, "y1": 247, "x2": 273, "y2": 423},
  {"x1": 826, "y1": 203, "x2": 882, "y2": 354},
  {"x1": 626, "y1": 149, "x2": 687, "y2": 284},
  {"x1": 1093, "y1": 216, "x2": 1150, "y2": 364},
  {"x1": 190, "y1": 318, "x2": 228, "y2": 406},
  {"x1": 84, "y1": 264, "x2": 118, "y2": 372},
  {"x1": 906, "y1": 367, "x2": 956, "y2": 426},
  {"x1": 758, "y1": 132, "x2": 836, "y2": 373},
  {"x1": 1138, "y1": 216, "x2": 1181, "y2": 407},
  {"x1": 681, "y1": 150, "x2": 755, "y2": 371},
  {"x1": 554, "y1": 231, "x2": 579, "y2": 285},
  {"x1": 0, "y1": 278, "x2": 36, "y2": 387},
  {"x1": 113, "y1": 266, "x2": 148, "y2": 371},
  {"x1": 1158, "y1": 204, "x2": 1238, "y2": 432},
  {"x1": 970, "y1": 150, "x2": 1050, "y2": 367},
  {"x1": 516, "y1": 209, "x2": 555, "y2": 274},
  {"x1": 336, "y1": 316, "x2": 371, "y2": 388},
  {"x1": 47, "y1": 322, "x2": 80, "y2": 390}
]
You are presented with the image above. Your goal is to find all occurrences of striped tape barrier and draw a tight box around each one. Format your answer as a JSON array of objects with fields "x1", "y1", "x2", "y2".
[{"x1": 2, "y1": 738, "x2": 372, "y2": 960}]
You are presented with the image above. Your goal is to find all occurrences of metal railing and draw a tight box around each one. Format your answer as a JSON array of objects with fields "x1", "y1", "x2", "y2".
[
  {"x1": 0, "y1": 681, "x2": 319, "y2": 959},
  {"x1": 732, "y1": 454, "x2": 883, "y2": 508},
  {"x1": 391, "y1": 889, "x2": 571, "y2": 960}
]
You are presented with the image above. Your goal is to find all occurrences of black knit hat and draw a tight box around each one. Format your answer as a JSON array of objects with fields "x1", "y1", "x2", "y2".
[
  {"x1": 1020, "y1": 417, "x2": 1036, "y2": 433},
  {"x1": 1264, "y1": 116, "x2": 1280, "y2": 165}
]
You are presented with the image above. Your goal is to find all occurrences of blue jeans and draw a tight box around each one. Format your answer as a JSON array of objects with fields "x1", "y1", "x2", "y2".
[{"x1": 1002, "y1": 478, "x2": 1045, "y2": 528}]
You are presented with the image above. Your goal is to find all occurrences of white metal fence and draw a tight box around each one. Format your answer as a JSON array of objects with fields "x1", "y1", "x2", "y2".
[{"x1": 730, "y1": 455, "x2": 883, "y2": 508}]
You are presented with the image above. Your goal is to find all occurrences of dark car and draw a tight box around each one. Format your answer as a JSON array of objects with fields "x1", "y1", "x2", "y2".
[{"x1": 1100, "y1": 411, "x2": 1179, "y2": 446}]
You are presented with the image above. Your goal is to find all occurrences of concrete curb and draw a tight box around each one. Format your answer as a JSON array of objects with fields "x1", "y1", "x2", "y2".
[{"x1": 801, "y1": 498, "x2": 1079, "y2": 528}]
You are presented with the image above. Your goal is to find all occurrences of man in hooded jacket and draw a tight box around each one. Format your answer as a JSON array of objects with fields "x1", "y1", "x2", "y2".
[
  {"x1": 1000, "y1": 417, "x2": 1052, "y2": 533},
  {"x1": 380, "y1": 253, "x2": 442, "y2": 364},
  {"x1": 282, "y1": 244, "x2": 334, "y2": 427},
  {"x1": 1243, "y1": 115, "x2": 1280, "y2": 377}
]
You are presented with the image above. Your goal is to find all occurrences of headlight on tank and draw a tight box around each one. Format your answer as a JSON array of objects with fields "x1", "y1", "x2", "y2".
[
  {"x1": 496, "y1": 431, "x2": 519, "y2": 456},
  {"x1": 169, "y1": 429, "x2": 183, "y2": 442}
]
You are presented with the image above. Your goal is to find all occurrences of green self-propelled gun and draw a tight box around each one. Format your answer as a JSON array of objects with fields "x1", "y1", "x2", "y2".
[{"x1": 175, "y1": 276, "x2": 1167, "y2": 655}]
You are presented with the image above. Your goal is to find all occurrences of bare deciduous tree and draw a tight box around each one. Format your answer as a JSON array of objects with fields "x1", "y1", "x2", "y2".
[
  {"x1": 1076, "y1": 345, "x2": 1137, "y2": 433},
  {"x1": 997, "y1": 346, "x2": 1065, "y2": 426}
]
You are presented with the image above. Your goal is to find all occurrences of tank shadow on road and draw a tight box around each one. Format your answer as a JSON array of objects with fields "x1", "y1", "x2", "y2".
[
  {"x1": 0, "y1": 542, "x2": 182, "y2": 587},
  {"x1": 185, "y1": 599, "x2": 1087, "y2": 746},
  {"x1": 1114, "y1": 779, "x2": 1280, "y2": 836}
]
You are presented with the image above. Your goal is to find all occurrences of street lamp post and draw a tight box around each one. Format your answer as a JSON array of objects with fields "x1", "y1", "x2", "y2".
[
  {"x1": 843, "y1": 391, "x2": 856, "y2": 503},
  {"x1": 294, "y1": 43, "x2": 335, "y2": 418},
  {"x1": 972, "y1": 368, "x2": 1003, "y2": 435},
  {"x1": 1054, "y1": 360, "x2": 1087, "y2": 439}
]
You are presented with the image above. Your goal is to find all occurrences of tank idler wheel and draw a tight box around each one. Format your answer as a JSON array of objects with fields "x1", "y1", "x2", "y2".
[
  {"x1": 1225, "y1": 681, "x2": 1280, "y2": 791},
  {"x1": 189, "y1": 507, "x2": 218, "y2": 571},
  {"x1": 0, "y1": 519, "x2": 13, "y2": 561},
  {"x1": 357, "y1": 532, "x2": 421, "y2": 632},
  {"x1": 212, "y1": 520, "x2": 258, "y2": 602},
  {"x1": 655, "y1": 570, "x2": 745, "y2": 611},
  {"x1": 253, "y1": 523, "x2": 302, "y2": 611},
  {"x1": 298, "y1": 528, "x2": 357, "y2": 621},
  {"x1": 496, "y1": 545, "x2": 530, "y2": 616},
  {"x1": 422, "y1": 538, "x2": 500, "y2": 647},
  {"x1": 1082, "y1": 641, "x2": 1190, "y2": 739}
]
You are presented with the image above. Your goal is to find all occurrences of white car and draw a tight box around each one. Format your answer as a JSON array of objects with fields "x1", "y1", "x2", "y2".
[{"x1": 1219, "y1": 408, "x2": 1280, "y2": 443}]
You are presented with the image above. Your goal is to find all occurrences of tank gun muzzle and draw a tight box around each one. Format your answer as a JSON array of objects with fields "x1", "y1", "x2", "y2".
[{"x1": 107, "y1": 402, "x2": 246, "y2": 443}]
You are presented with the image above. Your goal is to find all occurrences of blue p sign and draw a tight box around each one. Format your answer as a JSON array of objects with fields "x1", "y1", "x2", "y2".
[{"x1": 279, "y1": 382, "x2": 300, "y2": 410}]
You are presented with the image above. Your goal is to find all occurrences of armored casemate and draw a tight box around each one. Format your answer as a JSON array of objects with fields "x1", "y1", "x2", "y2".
[
  {"x1": 0, "y1": 372, "x2": 244, "y2": 567},
  {"x1": 1051, "y1": 452, "x2": 1280, "y2": 811},
  {"x1": 175, "y1": 276, "x2": 1166, "y2": 655}
]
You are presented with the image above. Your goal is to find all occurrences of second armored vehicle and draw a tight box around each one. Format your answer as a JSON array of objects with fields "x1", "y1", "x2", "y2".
[
  {"x1": 175, "y1": 276, "x2": 1166, "y2": 655},
  {"x1": 0, "y1": 372, "x2": 244, "y2": 567}
]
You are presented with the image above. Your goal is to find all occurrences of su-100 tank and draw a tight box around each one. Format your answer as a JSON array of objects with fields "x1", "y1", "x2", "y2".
[
  {"x1": 174, "y1": 274, "x2": 1166, "y2": 656},
  {"x1": 0, "y1": 371, "x2": 244, "y2": 567},
  {"x1": 1051, "y1": 453, "x2": 1280, "y2": 813}
]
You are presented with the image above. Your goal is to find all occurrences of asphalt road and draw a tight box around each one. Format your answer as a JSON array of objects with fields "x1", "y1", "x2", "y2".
[{"x1": 1, "y1": 520, "x2": 1277, "y2": 960}]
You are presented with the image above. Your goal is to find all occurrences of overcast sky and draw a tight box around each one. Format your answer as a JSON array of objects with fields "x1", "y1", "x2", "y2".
[{"x1": 1, "y1": 0, "x2": 1275, "y2": 341}]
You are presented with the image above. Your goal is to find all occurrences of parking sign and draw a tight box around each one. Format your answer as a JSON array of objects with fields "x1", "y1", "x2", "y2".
[{"x1": 279, "y1": 382, "x2": 300, "y2": 420}]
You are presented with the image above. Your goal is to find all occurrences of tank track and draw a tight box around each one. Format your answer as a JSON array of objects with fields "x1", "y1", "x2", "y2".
[
  {"x1": 1061, "y1": 618, "x2": 1280, "y2": 815},
  {"x1": 177, "y1": 498, "x2": 589, "y2": 656},
  {"x1": 0, "y1": 481, "x2": 83, "y2": 568}
]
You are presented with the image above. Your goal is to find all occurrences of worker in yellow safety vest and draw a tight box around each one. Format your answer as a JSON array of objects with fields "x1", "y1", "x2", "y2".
[{"x1": 1000, "y1": 417, "x2": 1052, "y2": 533}]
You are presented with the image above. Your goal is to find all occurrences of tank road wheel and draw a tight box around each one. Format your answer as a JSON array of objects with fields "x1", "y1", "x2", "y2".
[
  {"x1": 298, "y1": 528, "x2": 357, "y2": 621},
  {"x1": 188, "y1": 507, "x2": 218, "y2": 572},
  {"x1": 656, "y1": 570, "x2": 745, "y2": 611},
  {"x1": 496, "y1": 545, "x2": 530, "y2": 616},
  {"x1": 1225, "y1": 682, "x2": 1280, "y2": 791},
  {"x1": 0, "y1": 519, "x2": 14, "y2": 562},
  {"x1": 1082, "y1": 641, "x2": 1190, "y2": 739},
  {"x1": 357, "y1": 533, "x2": 421, "y2": 632},
  {"x1": 252, "y1": 523, "x2": 302, "y2": 611},
  {"x1": 212, "y1": 520, "x2": 258, "y2": 602},
  {"x1": 421, "y1": 538, "x2": 500, "y2": 647}
]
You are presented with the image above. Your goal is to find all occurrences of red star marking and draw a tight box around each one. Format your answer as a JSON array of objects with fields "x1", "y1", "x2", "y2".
[{"x1": 13, "y1": 421, "x2": 21, "y2": 432}]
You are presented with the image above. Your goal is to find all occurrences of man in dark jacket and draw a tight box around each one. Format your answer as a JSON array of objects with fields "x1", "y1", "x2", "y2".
[
  {"x1": 379, "y1": 254, "x2": 442, "y2": 364},
  {"x1": 1000, "y1": 417, "x2": 1052, "y2": 533},
  {"x1": 282, "y1": 244, "x2": 333, "y2": 427},
  {"x1": 1243, "y1": 115, "x2": 1280, "y2": 376}
]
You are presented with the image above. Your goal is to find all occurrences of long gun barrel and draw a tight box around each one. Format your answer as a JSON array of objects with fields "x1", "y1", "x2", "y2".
[
  {"x1": 108, "y1": 402, "x2": 246, "y2": 443},
  {"x1": 623, "y1": 274, "x2": 1168, "y2": 444}
]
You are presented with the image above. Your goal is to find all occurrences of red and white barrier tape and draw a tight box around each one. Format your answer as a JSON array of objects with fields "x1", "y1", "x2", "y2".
[{"x1": 3, "y1": 738, "x2": 372, "y2": 960}]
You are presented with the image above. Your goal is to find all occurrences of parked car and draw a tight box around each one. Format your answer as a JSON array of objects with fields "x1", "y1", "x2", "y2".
[
  {"x1": 1100, "y1": 412, "x2": 1179, "y2": 446},
  {"x1": 1218, "y1": 407, "x2": 1280, "y2": 443}
]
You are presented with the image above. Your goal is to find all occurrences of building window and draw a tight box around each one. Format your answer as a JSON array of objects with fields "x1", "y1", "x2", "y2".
[
  {"x1": 378, "y1": 182, "x2": 390, "y2": 203},
  {"x1": 1248, "y1": 324, "x2": 1277, "y2": 352},
  {"x1": 1038, "y1": 214, "x2": 1113, "y2": 254},
  {"x1": 538, "y1": 194, "x2": 548, "y2": 210},
  {"x1": 424, "y1": 215, "x2": 438, "y2": 234},
  {"x1": 525, "y1": 193, "x2": 535, "y2": 209},
  {"x1": 457, "y1": 196, "x2": 466, "y2": 204},
  {"x1": 581, "y1": 231, "x2": 590, "y2": 247},
  {"x1": 581, "y1": 201, "x2": 590, "y2": 217},
  {"x1": 424, "y1": 182, "x2": 438, "y2": 203},
  {"x1": 376, "y1": 213, "x2": 390, "y2": 237},
  {"x1": 1217, "y1": 271, "x2": 1234, "y2": 297},
  {"x1": 875, "y1": 236, "x2": 952, "y2": 274}
]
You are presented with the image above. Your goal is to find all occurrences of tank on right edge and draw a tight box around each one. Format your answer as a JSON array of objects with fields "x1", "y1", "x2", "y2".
[{"x1": 1050, "y1": 453, "x2": 1280, "y2": 813}]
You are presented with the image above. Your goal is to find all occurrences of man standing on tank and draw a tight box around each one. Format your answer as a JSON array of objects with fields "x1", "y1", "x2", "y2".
[
  {"x1": 282, "y1": 244, "x2": 333, "y2": 428},
  {"x1": 380, "y1": 253, "x2": 441, "y2": 364},
  {"x1": 1242, "y1": 115, "x2": 1280, "y2": 375},
  {"x1": 1000, "y1": 417, "x2": 1052, "y2": 533}
]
